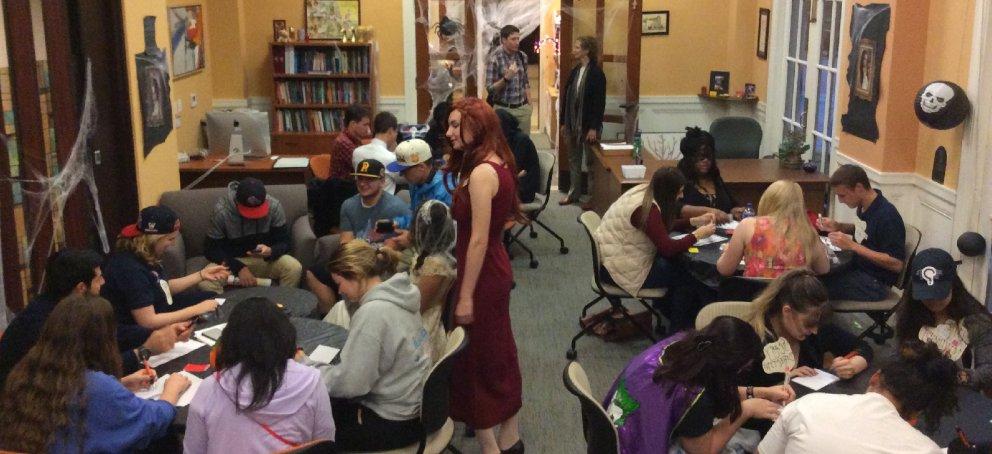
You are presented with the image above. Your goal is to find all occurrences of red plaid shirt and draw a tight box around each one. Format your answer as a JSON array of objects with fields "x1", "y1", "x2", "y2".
[{"x1": 329, "y1": 131, "x2": 361, "y2": 180}]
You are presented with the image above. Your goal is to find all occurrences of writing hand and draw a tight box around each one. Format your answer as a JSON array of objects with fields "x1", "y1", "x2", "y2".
[
  {"x1": 817, "y1": 216, "x2": 839, "y2": 233},
  {"x1": 827, "y1": 231, "x2": 855, "y2": 251},
  {"x1": 790, "y1": 366, "x2": 817, "y2": 377}
]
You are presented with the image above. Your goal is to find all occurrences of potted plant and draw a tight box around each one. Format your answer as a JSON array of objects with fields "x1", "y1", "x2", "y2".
[{"x1": 778, "y1": 130, "x2": 810, "y2": 170}]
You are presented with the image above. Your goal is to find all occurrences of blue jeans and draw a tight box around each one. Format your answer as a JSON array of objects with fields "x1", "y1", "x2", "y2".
[
  {"x1": 602, "y1": 255, "x2": 713, "y2": 332},
  {"x1": 822, "y1": 267, "x2": 891, "y2": 301}
]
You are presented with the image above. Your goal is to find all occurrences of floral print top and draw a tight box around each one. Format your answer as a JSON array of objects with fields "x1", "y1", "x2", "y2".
[{"x1": 744, "y1": 216, "x2": 808, "y2": 278}]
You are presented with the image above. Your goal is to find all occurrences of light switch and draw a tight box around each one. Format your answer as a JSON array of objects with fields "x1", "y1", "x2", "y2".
[
  {"x1": 190, "y1": 93, "x2": 198, "y2": 108},
  {"x1": 174, "y1": 116, "x2": 182, "y2": 128},
  {"x1": 175, "y1": 99, "x2": 183, "y2": 113}
]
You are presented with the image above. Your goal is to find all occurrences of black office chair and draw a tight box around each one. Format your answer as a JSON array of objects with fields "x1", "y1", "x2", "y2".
[
  {"x1": 562, "y1": 361, "x2": 620, "y2": 454},
  {"x1": 506, "y1": 150, "x2": 568, "y2": 268},
  {"x1": 710, "y1": 117, "x2": 762, "y2": 159}
]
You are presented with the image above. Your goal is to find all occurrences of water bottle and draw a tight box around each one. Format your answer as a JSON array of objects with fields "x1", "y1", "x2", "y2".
[
  {"x1": 632, "y1": 129, "x2": 643, "y2": 165},
  {"x1": 742, "y1": 203, "x2": 756, "y2": 219},
  {"x1": 228, "y1": 120, "x2": 245, "y2": 165}
]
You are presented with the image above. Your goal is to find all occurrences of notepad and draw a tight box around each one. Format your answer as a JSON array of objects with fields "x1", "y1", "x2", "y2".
[
  {"x1": 791, "y1": 369, "x2": 841, "y2": 391},
  {"x1": 273, "y1": 157, "x2": 310, "y2": 168},
  {"x1": 135, "y1": 371, "x2": 202, "y2": 407},
  {"x1": 147, "y1": 339, "x2": 205, "y2": 367},
  {"x1": 194, "y1": 323, "x2": 227, "y2": 346},
  {"x1": 309, "y1": 345, "x2": 341, "y2": 364},
  {"x1": 718, "y1": 220, "x2": 740, "y2": 230},
  {"x1": 600, "y1": 143, "x2": 634, "y2": 151}
]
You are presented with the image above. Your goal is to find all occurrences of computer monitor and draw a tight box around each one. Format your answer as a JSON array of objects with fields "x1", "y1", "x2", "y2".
[{"x1": 205, "y1": 110, "x2": 271, "y2": 158}]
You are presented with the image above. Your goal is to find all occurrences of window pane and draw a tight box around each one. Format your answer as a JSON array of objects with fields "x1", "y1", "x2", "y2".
[
  {"x1": 827, "y1": 71, "x2": 838, "y2": 137},
  {"x1": 820, "y1": 0, "x2": 833, "y2": 66},
  {"x1": 785, "y1": 62, "x2": 796, "y2": 120},
  {"x1": 794, "y1": 64, "x2": 807, "y2": 125},
  {"x1": 789, "y1": 0, "x2": 801, "y2": 57},
  {"x1": 832, "y1": 2, "x2": 843, "y2": 68},
  {"x1": 814, "y1": 68, "x2": 830, "y2": 133},
  {"x1": 799, "y1": 0, "x2": 811, "y2": 60}
]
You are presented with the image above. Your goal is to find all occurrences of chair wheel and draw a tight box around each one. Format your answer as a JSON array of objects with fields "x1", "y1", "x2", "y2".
[
  {"x1": 566, "y1": 349, "x2": 578, "y2": 360},
  {"x1": 529, "y1": 231, "x2": 538, "y2": 238},
  {"x1": 560, "y1": 246, "x2": 569, "y2": 254},
  {"x1": 530, "y1": 260, "x2": 539, "y2": 268}
]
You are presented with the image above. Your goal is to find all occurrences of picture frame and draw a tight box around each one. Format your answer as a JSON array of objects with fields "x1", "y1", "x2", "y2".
[
  {"x1": 709, "y1": 71, "x2": 730, "y2": 95},
  {"x1": 305, "y1": 0, "x2": 361, "y2": 40},
  {"x1": 272, "y1": 19, "x2": 287, "y2": 42},
  {"x1": 744, "y1": 83, "x2": 757, "y2": 98},
  {"x1": 168, "y1": 5, "x2": 205, "y2": 79},
  {"x1": 641, "y1": 11, "x2": 669, "y2": 36},
  {"x1": 757, "y1": 8, "x2": 770, "y2": 60},
  {"x1": 853, "y1": 38, "x2": 876, "y2": 101}
]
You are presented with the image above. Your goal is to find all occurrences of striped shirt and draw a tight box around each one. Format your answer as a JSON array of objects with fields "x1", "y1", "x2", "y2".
[{"x1": 486, "y1": 48, "x2": 529, "y2": 106}]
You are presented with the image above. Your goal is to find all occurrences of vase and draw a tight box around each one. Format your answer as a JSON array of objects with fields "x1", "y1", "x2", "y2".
[{"x1": 780, "y1": 155, "x2": 802, "y2": 169}]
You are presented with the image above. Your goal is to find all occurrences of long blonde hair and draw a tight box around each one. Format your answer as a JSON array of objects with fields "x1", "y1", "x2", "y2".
[
  {"x1": 746, "y1": 269, "x2": 829, "y2": 338},
  {"x1": 115, "y1": 233, "x2": 166, "y2": 266},
  {"x1": 756, "y1": 180, "x2": 820, "y2": 264},
  {"x1": 327, "y1": 240, "x2": 400, "y2": 289}
]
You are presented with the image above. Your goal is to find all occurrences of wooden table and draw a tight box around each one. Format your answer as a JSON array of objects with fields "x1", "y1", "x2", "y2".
[
  {"x1": 179, "y1": 153, "x2": 312, "y2": 189},
  {"x1": 588, "y1": 144, "x2": 830, "y2": 216}
]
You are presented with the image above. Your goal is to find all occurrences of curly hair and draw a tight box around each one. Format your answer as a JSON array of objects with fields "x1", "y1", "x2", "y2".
[
  {"x1": 677, "y1": 126, "x2": 721, "y2": 183},
  {"x1": 115, "y1": 233, "x2": 166, "y2": 266},
  {"x1": 0, "y1": 294, "x2": 122, "y2": 452},
  {"x1": 878, "y1": 340, "x2": 959, "y2": 432}
]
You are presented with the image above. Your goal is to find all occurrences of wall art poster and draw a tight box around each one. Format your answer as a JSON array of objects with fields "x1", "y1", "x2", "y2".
[
  {"x1": 840, "y1": 4, "x2": 890, "y2": 142},
  {"x1": 136, "y1": 16, "x2": 173, "y2": 155}
]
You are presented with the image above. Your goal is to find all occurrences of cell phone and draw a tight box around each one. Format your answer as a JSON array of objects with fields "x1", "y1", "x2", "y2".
[
  {"x1": 202, "y1": 326, "x2": 224, "y2": 341},
  {"x1": 375, "y1": 219, "x2": 395, "y2": 234}
]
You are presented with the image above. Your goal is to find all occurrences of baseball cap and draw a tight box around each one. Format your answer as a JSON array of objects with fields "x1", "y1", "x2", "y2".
[
  {"x1": 353, "y1": 158, "x2": 386, "y2": 179},
  {"x1": 121, "y1": 205, "x2": 181, "y2": 238},
  {"x1": 910, "y1": 248, "x2": 957, "y2": 301},
  {"x1": 235, "y1": 177, "x2": 270, "y2": 219},
  {"x1": 387, "y1": 139, "x2": 434, "y2": 173}
]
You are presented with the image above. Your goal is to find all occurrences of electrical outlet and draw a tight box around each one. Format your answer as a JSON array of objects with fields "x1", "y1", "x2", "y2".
[
  {"x1": 190, "y1": 93, "x2": 198, "y2": 108},
  {"x1": 175, "y1": 99, "x2": 183, "y2": 113},
  {"x1": 174, "y1": 116, "x2": 182, "y2": 128}
]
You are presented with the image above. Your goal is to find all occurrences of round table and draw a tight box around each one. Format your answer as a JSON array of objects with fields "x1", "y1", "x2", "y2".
[{"x1": 217, "y1": 286, "x2": 318, "y2": 319}]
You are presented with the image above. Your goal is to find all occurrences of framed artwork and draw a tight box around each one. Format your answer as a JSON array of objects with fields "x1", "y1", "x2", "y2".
[
  {"x1": 273, "y1": 19, "x2": 287, "y2": 42},
  {"x1": 709, "y1": 71, "x2": 730, "y2": 95},
  {"x1": 854, "y1": 38, "x2": 876, "y2": 100},
  {"x1": 305, "y1": 0, "x2": 360, "y2": 40},
  {"x1": 168, "y1": 5, "x2": 205, "y2": 79},
  {"x1": 757, "y1": 8, "x2": 770, "y2": 59},
  {"x1": 744, "y1": 83, "x2": 757, "y2": 98},
  {"x1": 642, "y1": 11, "x2": 669, "y2": 36}
]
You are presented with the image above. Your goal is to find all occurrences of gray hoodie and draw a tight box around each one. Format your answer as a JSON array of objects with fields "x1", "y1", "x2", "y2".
[{"x1": 312, "y1": 273, "x2": 430, "y2": 421}]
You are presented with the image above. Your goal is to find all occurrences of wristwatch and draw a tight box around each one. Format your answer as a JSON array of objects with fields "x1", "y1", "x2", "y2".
[
  {"x1": 746, "y1": 386, "x2": 755, "y2": 400},
  {"x1": 135, "y1": 346, "x2": 152, "y2": 361}
]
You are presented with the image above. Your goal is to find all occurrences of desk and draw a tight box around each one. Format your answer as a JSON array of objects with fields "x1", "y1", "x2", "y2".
[
  {"x1": 588, "y1": 145, "x2": 830, "y2": 216},
  {"x1": 179, "y1": 154, "x2": 312, "y2": 189}
]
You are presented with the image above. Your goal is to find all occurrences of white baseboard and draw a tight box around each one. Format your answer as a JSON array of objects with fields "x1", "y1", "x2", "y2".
[{"x1": 830, "y1": 152, "x2": 957, "y2": 251}]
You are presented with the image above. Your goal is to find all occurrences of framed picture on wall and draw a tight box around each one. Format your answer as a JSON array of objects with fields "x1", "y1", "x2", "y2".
[
  {"x1": 757, "y1": 8, "x2": 770, "y2": 59},
  {"x1": 642, "y1": 11, "x2": 669, "y2": 36},
  {"x1": 854, "y1": 38, "x2": 876, "y2": 100},
  {"x1": 168, "y1": 5, "x2": 205, "y2": 79},
  {"x1": 710, "y1": 71, "x2": 730, "y2": 95},
  {"x1": 305, "y1": 0, "x2": 360, "y2": 40},
  {"x1": 273, "y1": 19, "x2": 287, "y2": 42}
]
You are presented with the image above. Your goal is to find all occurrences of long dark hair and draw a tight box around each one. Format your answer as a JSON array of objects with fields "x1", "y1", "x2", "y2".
[
  {"x1": 895, "y1": 275, "x2": 990, "y2": 345},
  {"x1": 640, "y1": 167, "x2": 686, "y2": 228},
  {"x1": 677, "y1": 126, "x2": 724, "y2": 184},
  {"x1": 0, "y1": 294, "x2": 123, "y2": 452},
  {"x1": 654, "y1": 316, "x2": 762, "y2": 421},
  {"x1": 879, "y1": 340, "x2": 959, "y2": 432},
  {"x1": 215, "y1": 297, "x2": 297, "y2": 413}
]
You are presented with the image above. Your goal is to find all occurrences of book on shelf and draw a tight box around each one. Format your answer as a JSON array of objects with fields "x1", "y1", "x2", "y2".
[
  {"x1": 275, "y1": 109, "x2": 345, "y2": 134},
  {"x1": 274, "y1": 80, "x2": 371, "y2": 105},
  {"x1": 272, "y1": 45, "x2": 370, "y2": 75}
]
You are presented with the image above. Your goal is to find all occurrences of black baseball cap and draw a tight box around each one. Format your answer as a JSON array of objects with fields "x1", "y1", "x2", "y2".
[
  {"x1": 910, "y1": 248, "x2": 956, "y2": 301},
  {"x1": 235, "y1": 177, "x2": 270, "y2": 219},
  {"x1": 353, "y1": 159, "x2": 385, "y2": 179},
  {"x1": 121, "y1": 205, "x2": 181, "y2": 238}
]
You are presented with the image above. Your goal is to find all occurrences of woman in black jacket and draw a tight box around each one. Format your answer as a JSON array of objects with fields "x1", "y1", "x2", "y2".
[
  {"x1": 496, "y1": 109, "x2": 540, "y2": 203},
  {"x1": 559, "y1": 36, "x2": 606, "y2": 206}
]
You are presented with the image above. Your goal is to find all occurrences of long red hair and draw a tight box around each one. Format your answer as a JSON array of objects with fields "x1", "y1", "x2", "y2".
[{"x1": 443, "y1": 97, "x2": 519, "y2": 186}]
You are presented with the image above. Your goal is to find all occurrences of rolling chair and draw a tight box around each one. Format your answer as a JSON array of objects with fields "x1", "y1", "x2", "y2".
[{"x1": 710, "y1": 117, "x2": 762, "y2": 159}]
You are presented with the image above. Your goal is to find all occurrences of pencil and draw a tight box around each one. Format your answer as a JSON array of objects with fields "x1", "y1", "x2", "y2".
[
  {"x1": 843, "y1": 351, "x2": 858, "y2": 360},
  {"x1": 143, "y1": 359, "x2": 153, "y2": 380}
]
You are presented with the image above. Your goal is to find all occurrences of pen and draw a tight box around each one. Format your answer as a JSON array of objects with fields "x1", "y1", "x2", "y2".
[
  {"x1": 143, "y1": 358, "x2": 153, "y2": 380},
  {"x1": 955, "y1": 426, "x2": 972, "y2": 448}
]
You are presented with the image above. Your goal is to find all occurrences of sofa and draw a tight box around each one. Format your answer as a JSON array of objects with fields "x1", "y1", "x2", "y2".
[{"x1": 158, "y1": 184, "x2": 340, "y2": 281}]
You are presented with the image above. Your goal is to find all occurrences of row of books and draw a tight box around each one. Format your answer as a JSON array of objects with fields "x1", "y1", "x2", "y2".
[
  {"x1": 273, "y1": 46, "x2": 370, "y2": 75},
  {"x1": 274, "y1": 80, "x2": 371, "y2": 105},
  {"x1": 275, "y1": 109, "x2": 345, "y2": 133}
]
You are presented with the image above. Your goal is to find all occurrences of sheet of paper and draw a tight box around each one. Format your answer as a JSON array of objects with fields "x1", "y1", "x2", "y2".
[
  {"x1": 718, "y1": 220, "x2": 740, "y2": 230},
  {"x1": 194, "y1": 323, "x2": 227, "y2": 346},
  {"x1": 309, "y1": 345, "x2": 341, "y2": 364},
  {"x1": 820, "y1": 236, "x2": 842, "y2": 252},
  {"x1": 273, "y1": 157, "x2": 310, "y2": 168},
  {"x1": 214, "y1": 298, "x2": 226, "y2": 306},
  {"x1": 694, "y1": 235, "x2": 727, "y2": 246},
  {"x1": 600, "y1": 143, "x2": 634, "y2": 151},
  {"x1": 790, "y1": 369, "x2": 841, "y2": 391},
  {"x1": 135, "y1": 372, "x2": 202, "y2": 407},
  {"x1": 147, "y1": 339, "x2": 205, "y2": 367}
]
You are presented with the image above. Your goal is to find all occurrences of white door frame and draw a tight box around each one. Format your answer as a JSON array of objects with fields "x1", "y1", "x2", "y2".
[{"x1": 953, "y1": 0, "x2": 992, "y2": 300}]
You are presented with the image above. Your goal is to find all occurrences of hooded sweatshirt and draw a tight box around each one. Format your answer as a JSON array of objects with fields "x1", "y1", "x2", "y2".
[
  {"x1": 310, "y1": 273, "x2": 430, "y2": 421},
  {"x1": 204, "y1": 181, "x2": 292, "y2": 274},
  {"x1": 184, "y1": 360, "x2": 335, "y2": 454}
]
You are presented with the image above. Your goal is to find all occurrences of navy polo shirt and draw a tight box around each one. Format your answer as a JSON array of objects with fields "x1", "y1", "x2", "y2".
[
  {"x1": 855, "y1": 191, "x2": 905, "y2": 286},
  {"x1": 101, "y1": 251, "x2": 167, "y2": 348}
]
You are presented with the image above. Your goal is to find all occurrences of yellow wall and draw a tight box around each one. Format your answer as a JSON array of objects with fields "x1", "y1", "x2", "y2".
[
  {"x1": 170, "y1": 1, "x2": 214, "y2": 154},
  {"x1": 206, "y1": 0, "x2": 247, "y2": 100},
  {"x1": 121, "y1": 0, "x2": 180, "y2": 207}
]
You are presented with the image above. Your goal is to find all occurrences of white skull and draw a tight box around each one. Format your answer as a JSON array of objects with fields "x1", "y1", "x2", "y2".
[{"x1": 920, "y1": 82, "x2": 954, "y2": 114}]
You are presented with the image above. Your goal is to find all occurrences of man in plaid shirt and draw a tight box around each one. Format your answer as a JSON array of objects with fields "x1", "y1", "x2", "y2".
[
  {"x1": 486, "y1": 25, "x2": 531, "y2": 131},
  {"x1": 329, "y1": 104, "x2": 371, "y2": 181}
]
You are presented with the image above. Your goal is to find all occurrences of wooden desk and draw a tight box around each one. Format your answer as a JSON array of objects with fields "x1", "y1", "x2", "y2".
[
  {"x1": 588, "y1": 145, "x2": 830, "y2": 216},
  {"x1": 179, "y1": 154, "x2": 312, "y2": 189}
]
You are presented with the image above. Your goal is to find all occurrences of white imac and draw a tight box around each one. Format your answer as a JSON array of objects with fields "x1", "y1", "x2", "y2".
[{"x1": 206, "y1": 110, "x2": 271, "y2": 158}]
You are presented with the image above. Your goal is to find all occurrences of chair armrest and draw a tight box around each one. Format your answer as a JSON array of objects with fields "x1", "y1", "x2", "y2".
[
  {"x1": 314, "y1": 234, "x2": 342, "y2": 268},
  {"x1": 292, "y1": 216, "x2": 318, "y2": 269},
  {"x1": 161, "y1": 231, "x2": 187, "y2": 278}
]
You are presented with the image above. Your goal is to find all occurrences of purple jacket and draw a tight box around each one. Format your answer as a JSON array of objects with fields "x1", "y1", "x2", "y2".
[
  {"x1": 184, "y1": 360, "x2": 335, "y2": 454},
  {"x1": 603, "y1": 332, "x2": 704, "y2": 454}
]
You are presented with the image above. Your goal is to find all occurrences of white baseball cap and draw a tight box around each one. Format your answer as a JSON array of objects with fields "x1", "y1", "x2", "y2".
[{"x1": 387, "y1": 139, "x2": 434, "y2": 172}]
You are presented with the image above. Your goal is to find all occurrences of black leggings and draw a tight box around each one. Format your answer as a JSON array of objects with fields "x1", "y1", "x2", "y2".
[{"x1": 331, "y1": 400, "x2": 423, "y2": 451}]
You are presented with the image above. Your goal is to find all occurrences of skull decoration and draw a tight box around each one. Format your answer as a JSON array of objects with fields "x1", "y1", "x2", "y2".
[
  {"x1": 914, "y1": 80, "x2": 970, "y2": 130},
  {"x1": 920, "y1": 82, "x2": 953, "y2": 114}
]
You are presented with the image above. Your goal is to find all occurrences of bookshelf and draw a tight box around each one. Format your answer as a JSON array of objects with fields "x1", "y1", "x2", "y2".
[{"x1": 270, "y1": 41, "x2": 376, "y2": 155}]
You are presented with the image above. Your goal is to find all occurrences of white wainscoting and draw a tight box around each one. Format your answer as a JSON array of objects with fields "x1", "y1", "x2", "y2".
[{"x1": 830, "y1": 152, "x2": 957, "y2": 252}]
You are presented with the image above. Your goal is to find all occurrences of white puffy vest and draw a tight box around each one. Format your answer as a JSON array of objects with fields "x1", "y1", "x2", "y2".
[{"x1": 594, "y1": 183, "x2": 658, "y2": 296}]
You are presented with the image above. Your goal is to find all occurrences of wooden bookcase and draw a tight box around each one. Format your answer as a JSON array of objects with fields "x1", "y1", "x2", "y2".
[{"x1": 270, "y1": 41, "x2": 376, "y2": 155}]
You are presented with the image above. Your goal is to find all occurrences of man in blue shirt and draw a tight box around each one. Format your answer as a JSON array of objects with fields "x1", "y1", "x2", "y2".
[
  {"x1": 387, "y1": 138, "x2": 453, "y2": 209},
  {"x1": 818, "y1": 164, "x2": 906, "y2": 301}
]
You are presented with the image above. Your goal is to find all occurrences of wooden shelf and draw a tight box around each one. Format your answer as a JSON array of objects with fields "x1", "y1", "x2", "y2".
[
  {"x1": 272, "y1": 131, "x2": 340, "y2": 136},
  {"x1": 697, "y1": 94, "x2": 760, "y2": 104},
  {"x1": 274, "y1": 103, "x2": 371, "y2": 109},
  {"x1": 274, "y1": 73, "x2": 371, "y2": 79},
  {"x1": 271, "y1": 41, "x2": 372, "y2": 48}
]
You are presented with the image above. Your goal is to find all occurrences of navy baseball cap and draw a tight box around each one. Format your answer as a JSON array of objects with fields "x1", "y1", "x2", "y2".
[
  {"x1": 235, "y1": 178, "x2": 270, "y2": 219},
  {"x1": 121, "y1": 205, "x2": 181, "y2": 238},
  {"x1": 910, "y1": 248, "x2": 956, "y2": 301},
  {"x1": 353, "y1": 158, "x2": 386, "y2": 179}
]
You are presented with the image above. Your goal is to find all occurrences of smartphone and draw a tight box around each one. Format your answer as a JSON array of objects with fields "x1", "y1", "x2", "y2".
[
  {"x1": 375, "y1": 219, "x2": 395, "y2": 234},
  {"x1": 202, "y1": 326, "x2": 224, "y2": 341}
]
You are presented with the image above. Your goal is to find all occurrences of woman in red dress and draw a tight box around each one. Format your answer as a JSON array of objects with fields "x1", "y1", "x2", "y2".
[{"x1": 445, "y1": 97, "x2": 524, "y2": 454}]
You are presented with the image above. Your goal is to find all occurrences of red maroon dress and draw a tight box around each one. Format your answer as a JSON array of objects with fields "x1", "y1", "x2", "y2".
[{"x1": 449, "y1": 160, "x2": 522, "y2": 429}]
